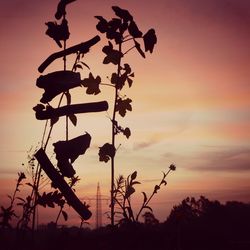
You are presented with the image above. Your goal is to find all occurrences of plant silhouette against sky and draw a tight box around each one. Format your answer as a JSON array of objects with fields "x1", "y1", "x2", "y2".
[{"x1": 93, "y1": 6, "x2": 157, "y2": 226}]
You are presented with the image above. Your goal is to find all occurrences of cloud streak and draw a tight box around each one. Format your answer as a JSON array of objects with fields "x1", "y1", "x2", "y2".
[{"x1": 189, "y1": 147, "x2": 250, "y2": 172}]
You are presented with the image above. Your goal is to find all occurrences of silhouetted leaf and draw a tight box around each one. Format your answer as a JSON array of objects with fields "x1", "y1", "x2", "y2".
[
  {"x1": 128, "y1": 21, "x2": 142, "y2": 38},
  {"x1": 124, "y1": 63, "x2": 132, "y2": 74},
  {"x1": 131, "y1": 181, "x2": 141, "y2": 185},
  {"x1": 116, "y1": 73, "x2": 127, "y2": 90},
  {"x1": 65, "y1": 91, "x2": 71, "y2": 105},
  {"x1": 95, "y1": 16, "x2": 108, "y2": 33},
  {"x1": 112, "y1": 6, "x2": 133, "y2": 22},
  {"x1": 134, "y1": 39, "x2": 145, "y2": 58},
  {"x1": 81, "y1": 73, "x2": 101, "y2": 95},
  {"x1": 119, "y1": 21, "x2": 128, "y2": 34},
  {"x1": 131, "y1": 171, "x2": 137, "y2": 181},
  {"x1": 102, "y1": 42, "x2": 123, "y2": 65},
  {"x1": 111, "y1": 73, "x2": 118, "y2": 85},
  {"x1": 79, "y1": 61, "x2": 90, "y2": 70},
  {"x1": 62, "y1": 210, "x2": 68, "y2": 221},
  {"x1": 125, "y1": 185, "x2": 135, "y2": 199},
  {"x1": 69, "y1": 114, "x2": 77, "y2": 126},
  {"x1": 123, "y1": 127, "x2": 131, "y2": 139},
  {"x1": 33, "y1": 104, "x2": 45, "y2": 112},
  {"x1": 142, "y1": 192, "x2": 148, "y2": 204},
  {"x1": 143, "y1": 29, "x2": 157, "y2": 53},
  {"x1": 108, "y1": 18, "x2": 122, "y2": 31},
  {"x1": 50, "y1": 116, "x2": 59, "y2": 127},
  {"x1": 115, "y1": 98, "x2": 132, "y2": 117},
  {"x1": 45, "y1": 19, "x2": 70, "y2": 48},
  {"x1": 161, "y1": 180, "x2": 167, "y2": 186},
  {"x1": 26, "y1": 183, "x2": 34, "y2": 188},
  {"x1": 75, "y1": 64, "x2": 83, "y2": 70},
  {"x1": 17, "y1": 172, "x2": 26, "y2": 182},
  {"x1": 127, "y1": 77, "x2": 133, "y2": 87},
  {"x1": 144, "y1": 206, "x2": 153, "y2": 212},
  {"x1": 154, "y1": 185, "x2": 160, "y2": 194},
  {"x1": 17, "y1": 197, "x2": 25, "y2": 202},
  {"x1": 126, "y1": 206, "x2": 134, "y2": 219},
  {"x1": 99, "y1": 143, "x2": 116, "y2": 163}
]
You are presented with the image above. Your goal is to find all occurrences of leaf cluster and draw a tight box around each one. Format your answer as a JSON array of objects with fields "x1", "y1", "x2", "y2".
[
  {"x1": 95, "y1": 6, "x2": 157, "y2": 56},
  {"x1": 111, "y1": 64, "x2": 134, "y2": 90},
  {"x1": 98, "y1": 143, "x2": 116, "y2": 163},
  {"x1": 113, "y1": 120, "x2": 131, "y2": 139},
  {"x1": 37, "y1": 190, "x2": 65, "y2": 208}
]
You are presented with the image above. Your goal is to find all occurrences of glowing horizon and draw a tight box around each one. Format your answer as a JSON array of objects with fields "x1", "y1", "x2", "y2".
[{"x1": 0, "y1": 0, "x2": 250, "y2": 227}]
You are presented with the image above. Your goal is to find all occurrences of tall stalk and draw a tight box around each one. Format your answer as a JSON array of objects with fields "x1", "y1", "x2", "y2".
[{"x1": 110, "y1": 42, "x2": 122, "y2": 226}]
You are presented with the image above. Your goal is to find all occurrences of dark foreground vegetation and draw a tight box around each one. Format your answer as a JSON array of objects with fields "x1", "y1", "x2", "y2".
[{"x1": 1, "y1": 196, "x2": 250, "y2": 250}]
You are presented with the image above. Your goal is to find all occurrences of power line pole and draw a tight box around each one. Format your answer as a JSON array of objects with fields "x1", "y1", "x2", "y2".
[{"x1": 96, "y1": 182, "x2": 102, "y2": 228}]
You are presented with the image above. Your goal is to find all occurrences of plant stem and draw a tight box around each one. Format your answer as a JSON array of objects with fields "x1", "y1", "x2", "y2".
[
  {"x1": 123, "y1": 46, "x2": 136, "y2": 56},
  {"x1": 31, "y1": 93, "x2": 65, "y2": 232},
  {"x1": 136, "y1": 169, "x2": 171, "y2": 221},
  {"x1": 63, "y1": 29, "x2": 69, "y2": 142},
  {"x1": 55, "y1": 206, "x2": 63, "y2": 226},
  {"x1": 110, "y1": 42, "x2": 122, "y2": 226}
]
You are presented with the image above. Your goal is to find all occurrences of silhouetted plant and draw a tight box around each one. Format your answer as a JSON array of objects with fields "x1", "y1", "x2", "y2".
[
  {"x1": 12, "y1": 1, "x2": 167, "y2": 230},
  {"x1": 112, "y1": 164, "x2": 176, "y2": 224},
  {"x1": 91, "y1": 6, "x2": 157, "y2": 226},
  {"x1": 30, "y1": 0, "x2": 105, "y2": 230},
  {"x1": 0, "y1": 172, "x2": 26, "y2": 229}
]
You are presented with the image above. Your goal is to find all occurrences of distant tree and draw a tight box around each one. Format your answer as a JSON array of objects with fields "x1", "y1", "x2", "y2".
[{"x1": 142, "y1": 212, "x2": 159, "y2": 226}]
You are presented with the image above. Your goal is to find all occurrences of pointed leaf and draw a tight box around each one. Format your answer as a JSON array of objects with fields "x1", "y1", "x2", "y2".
[
  {"x1": 131, "y1": 181, "x2": 141, "y2": 185},
  {"x1": 69, "y1": 114, "x2": 77, "y2": 126},
  {"x1": 143, "y1": 206, "x2": 153, "y2": 212},
  {"x1": 128, "y1": 21, "x2": 142, "y2": 38},
  {"x1": 95, "y1": 16, "x2": 108, "y2": 33},
  {"x1": 17, "y1": 197, "x2": 25, "y2": 202},
  {"x1": 65, "y1": 91, "x2": 71, "y2": 105},
  {"x1": 62, "y1": 210, "x2": 68, "y2": 221},
  {"x1": 26, "y1": 183, "x2": 34, "y2": 188},
  {"x1": 142, "y1": 192, "x2": 148, "y2": 204},
  {"x1": 127, "y1": 77, "x2": 133, "y2": 88},
  {"x1": 125, "y1": 185, "x2": 135, "y2": 199},
  {"x1": 134, "y1": 39, "x2": 145, "y2": 58},
  {"x1": 112, "y1": 6, "x2": 133, "y2": 22},
  {"x1": 75, "y1": 64, "x2": 83, "y2": 70},
  {"x1": 131, "y1": 171, "x2": 137, "y2": 181},
  {"x1": 79, "y1": 61, "x2": 90, "y2": 70}
]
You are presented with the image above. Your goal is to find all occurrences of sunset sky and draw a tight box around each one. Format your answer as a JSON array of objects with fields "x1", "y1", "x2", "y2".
[{"x1": 0, "y1": 0, "x2": 250, "y2": 227}]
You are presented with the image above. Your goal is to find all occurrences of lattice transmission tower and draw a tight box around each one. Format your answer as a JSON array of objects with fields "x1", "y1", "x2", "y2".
[{"x1": 96, "y1": 182, "x2": 102, "y2": 228}]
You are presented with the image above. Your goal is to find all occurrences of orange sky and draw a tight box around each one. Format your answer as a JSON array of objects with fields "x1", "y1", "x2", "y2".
[{"x1": 0, "y1": 0, "x2": 250, "y2": 227}]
